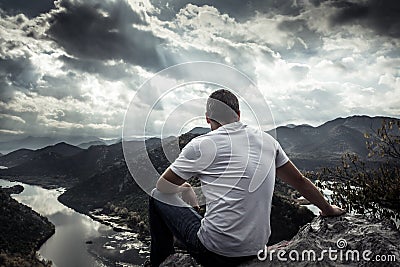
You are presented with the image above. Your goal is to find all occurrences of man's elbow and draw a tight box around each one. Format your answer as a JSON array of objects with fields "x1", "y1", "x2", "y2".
[
  {"x1": 155, "y1": 178, "x2": 164, "y2": 192},
  {"x1": 156, "y1": 177, "x2": 176, "y2": 194}
]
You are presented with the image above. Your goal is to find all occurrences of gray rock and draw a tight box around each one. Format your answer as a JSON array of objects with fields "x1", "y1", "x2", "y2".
[
  {"x1": 160, "y1": 253, "x2": 201, "y2": 267},
  {"x1": 161, "y1": 215, "x2": 399, "y2": 266},
  {"x1": 243, "y1": 214, "x2": 399, "y2": 266}
]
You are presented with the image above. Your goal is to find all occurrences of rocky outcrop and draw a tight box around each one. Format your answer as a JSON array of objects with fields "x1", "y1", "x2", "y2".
[
  {"x1": 268, "y1": 192, "x2": 314, "y2": 245},
  {"x1": 161, "y1": 215, "x2": 400, "y2": 267},
  {"x1": 1, "y1": 184, "x2": 24, "y2": 195},
  {"x1": 161, "y1": 253, "x2": 201, "y2": 267}
]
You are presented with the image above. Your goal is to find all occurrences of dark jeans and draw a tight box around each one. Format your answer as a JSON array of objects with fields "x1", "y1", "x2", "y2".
[{"x1": 149, "y1": 189, "x2": 256, "y2": 267}]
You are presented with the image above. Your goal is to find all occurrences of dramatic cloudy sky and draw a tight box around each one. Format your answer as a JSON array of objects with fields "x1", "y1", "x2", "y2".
[{"x1": 0, "y1": 0, "x2": 399, "y2": 140}]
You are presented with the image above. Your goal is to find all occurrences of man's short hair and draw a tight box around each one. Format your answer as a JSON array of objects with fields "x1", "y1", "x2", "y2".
[{"x1": 206, "y1": 89, "x2": 240, "y2": 124}]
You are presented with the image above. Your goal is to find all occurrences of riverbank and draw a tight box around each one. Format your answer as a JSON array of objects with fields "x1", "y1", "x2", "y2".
[
  {"x1": 0, "y1": 175, "x2": 76, "y2": 190},
  {"x1": 0, "y1": 179, "x2": 149, "y2": 266},
  {"x1": 0, "y1": 185, "x2": 55, "y2": 267}
]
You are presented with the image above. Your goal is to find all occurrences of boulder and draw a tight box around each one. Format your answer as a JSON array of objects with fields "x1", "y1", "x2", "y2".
[{"x1": 160, "y1": 214, "x2": 400, "y2": 266}]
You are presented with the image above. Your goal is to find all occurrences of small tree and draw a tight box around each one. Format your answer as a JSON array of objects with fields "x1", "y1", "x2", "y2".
[{"x1": 317, "y1": 119, "x2": 400, "y2": 227}]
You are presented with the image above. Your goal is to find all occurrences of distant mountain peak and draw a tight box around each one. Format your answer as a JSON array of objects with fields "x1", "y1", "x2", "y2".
[
  {"x1": 0, "y1": 135, "x2": 103, "y2": 154},
  {"x1": 36, "y1": 142, "x2": 83, "y2": 158},
  {"x1": 77, "y1": 140, "x2": 106, "y2": 149},
  {"x1": 187, "y1": 127, "x2": 210, "y2": 135},
  {"x1": 38, "y1": 141, "x2": 76, "y2": 149}
]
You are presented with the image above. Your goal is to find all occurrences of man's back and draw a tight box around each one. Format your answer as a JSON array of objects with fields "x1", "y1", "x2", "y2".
[
  {"x1": 171, "y1": 121, "x2": 289, "y2": 256},
  {"x1": 150, "y1": 89, "x2": 344, "y2": 266}
]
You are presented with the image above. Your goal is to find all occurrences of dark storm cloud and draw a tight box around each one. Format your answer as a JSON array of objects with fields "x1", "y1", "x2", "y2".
[
  {"x1": 46, "y1": 0, "x2": 167, "y2": 71},
  {"x1": 0, "y1": 56, "x2": 39, "y2": 102},
  {"x1": 329, "y1": 0, "x2": 400, "y2": 38},
  {"x1": 0, "y1": 0, "x2": 55, "y2": 18},
  {"x1": 151, "y1": 0, "x2": 302, "y2": 21},
  {"x1": 0, "y1": 56, "x2": 37, "y2": 88},
  {"x1": 308, "y1": 0, "x2": 324, "y2": 7},
  {"x1": 277, "y1": 18, "x2": 323, "y2": 56}
]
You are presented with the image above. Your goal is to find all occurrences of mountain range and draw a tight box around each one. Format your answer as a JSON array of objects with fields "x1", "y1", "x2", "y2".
[
  {"x1": 172, "y1": 115, "x2": 388, "y2": 170},
  {"x1": 0, "y1": 115, "x2": 395, "y2": 202},
  {"x1": 272, "y1": 115, "x2": 387, "y2": 170},
  {"x1": 0, "y1": 135, "x2": 117, "y2": 155},
  {"x1": 0, "y1": 115, "x2": 398, "y2": 244},
  {"x1": 0, "y1": 115, "x2": 393, "y2": 175}
]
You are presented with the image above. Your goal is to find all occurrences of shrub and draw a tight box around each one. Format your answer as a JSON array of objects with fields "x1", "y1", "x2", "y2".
[{"x1": 317, "y1": 119, "x2": 400, "y2": 227}]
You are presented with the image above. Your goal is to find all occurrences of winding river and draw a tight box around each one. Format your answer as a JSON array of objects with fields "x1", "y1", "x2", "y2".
[{"x1": 0, "y1": 179, "x2": 149, "y2": 267}]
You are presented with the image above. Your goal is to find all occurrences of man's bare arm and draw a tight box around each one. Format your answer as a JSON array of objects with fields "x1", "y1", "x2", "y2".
[
  {"x1": 156, "y1": 168, "x2": 188, "y2": 193},
  {"x1": 156, "y1": 168, "x2": 199, "y2": 208},
  {"x1": 276, "y1": 161, "x2": 345, "y2": 216}
]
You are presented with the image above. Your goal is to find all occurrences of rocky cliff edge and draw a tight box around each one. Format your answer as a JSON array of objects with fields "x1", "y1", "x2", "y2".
[{"x1": 161, "y1": 214, "x2": 399, "y2": 267}]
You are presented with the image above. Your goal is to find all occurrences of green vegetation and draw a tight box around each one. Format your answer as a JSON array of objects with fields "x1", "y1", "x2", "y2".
[
  {"x1": 317, "y1": 119, "x2": 400, "y2": 227},
  {"x1": 103, "y1": 195, "x2": 150, "y2": 239}
]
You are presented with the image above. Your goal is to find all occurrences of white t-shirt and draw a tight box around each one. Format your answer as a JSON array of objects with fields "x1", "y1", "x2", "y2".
[{"x1": 170, "y1": 121, "x2": 289, "y2": 257}]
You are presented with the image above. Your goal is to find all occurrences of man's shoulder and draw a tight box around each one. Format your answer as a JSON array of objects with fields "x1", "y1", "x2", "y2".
[
  {"x1": 184, "y1": 129, "x2": 228, "y2": 149},
  {"x1": 244, "y1": 126, "x2": 281, "y2": 150},
  {"x1": 182, "y1": 133, "x2": 212, "y2": 149},
  {"x1": 194, "y1": 129, "x2": 220, "y2": 139},
  {"x1": 245, "y1": 125, "x2": 277, "y2": 139}
]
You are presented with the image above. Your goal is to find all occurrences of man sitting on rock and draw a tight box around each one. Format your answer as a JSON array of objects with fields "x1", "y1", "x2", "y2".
[{"x1": 149, "y1": 89, "x2": 345, "y2": 266}]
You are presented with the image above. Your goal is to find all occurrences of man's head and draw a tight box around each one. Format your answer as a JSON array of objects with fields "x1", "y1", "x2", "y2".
[{"x1": 206, "y1": 89, "x2": 240, "y2": 128}]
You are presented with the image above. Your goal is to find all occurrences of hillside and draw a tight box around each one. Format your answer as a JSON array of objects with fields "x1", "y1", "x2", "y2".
[
  {"x1": 57, "y1": 135, "x2": 185, "y2": 237},
  {"x1": 77, "y1": 140, "x2": 106, "y2": 149},
  {"x1": 1, "y1": 115, "x2": 398, "y2": 257},
  {"x1": 0, "y1": 143, "x2": 87, "y2": 188},
  {"x1": 59, "y1": 132, "x2": 315, "y2": 243},
  {"x1": 0, "y1": 142, "x2": 137, "y2": 188},
  {"x1": 0, "y1": 135, "x2": 102, "y2": 155},
  {"x1": 54, "y1": 115, "x2": 398, "y2": 242},
  {"x1": 0, "y1": 115, "x2": 397, "y2": 188},
  {"x1": 273, "y1": 115, "x2": 389, "y2": 170},
  {"x1": 0, "y1": 143, "x2": 82, "y2": 168},
  {"x1": 0, "y1": 186, "x2": 55, "y2": 266},
  {"x1": 0, "y1": 149, "x2": 35, "y2": 168}
]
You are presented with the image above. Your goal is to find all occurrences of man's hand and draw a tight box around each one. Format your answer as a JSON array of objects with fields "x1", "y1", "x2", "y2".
[
  {"x1": 320, "y1": 204, "x2": 346, "y2": 217},
  {"x1": 156, "y1": 168, "x2": 200, "y2": 209}
]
